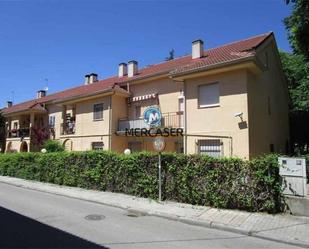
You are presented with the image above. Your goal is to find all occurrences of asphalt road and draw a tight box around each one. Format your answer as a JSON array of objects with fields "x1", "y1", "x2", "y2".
[{"x1": 0, "y1": 182, "x2": 301, "y2": 249}]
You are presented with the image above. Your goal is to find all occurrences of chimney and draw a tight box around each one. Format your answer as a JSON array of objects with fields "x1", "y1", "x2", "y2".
[
  {"x1": 128, "y1": 60, "x2": 138, "y2": 77},
  {"x1": 37, "y1": 90, "x2": 46, "y2": 99},
  {"x1": 89, "y1": 73, "x2": 98, "y2": 84},
  {"x1": 118, "y1": 63, "x2": 127, "y2": 77},
  {"x1": 84, "y1": 74, "x2": 90, "y2": 85},
  {"x1": 7, "y1": 101, "x2": 13, "y2": 108},
  {"x1": 192, "y1": 39, "x2": 204, "y2": 59}
]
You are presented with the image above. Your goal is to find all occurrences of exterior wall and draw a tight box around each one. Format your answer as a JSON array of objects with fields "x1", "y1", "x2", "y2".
[
  {"x1": 247, "y1": 41, "x2": 289, "y2": 157},
  {"x1": 60, "y1": 136, "x2": 109, "y2": 151},
  {"x1": 47, "y1": 104, "x2": 63, "y2": 140},
  {"x1": 111, "y1": 94, "x2": 129, "y2": 153},
  {"x1": 115, "y1": 78, "x2": 184, "y2": 153},
  {"x1": 6, "y1": 138, "x2": 30, "y2": 153},
  {"x1": 185, "y1": 69, "x2": 250, "y2": 158},
  {"x1": 5, "y1": 113, "x2": 38, "y2": 152},
  {"x1": 58, "y1": 95, "x2": 112, "y2": 151},
  {"x1": 128, "y1": 78, "x2": 183, "y2": 119}
]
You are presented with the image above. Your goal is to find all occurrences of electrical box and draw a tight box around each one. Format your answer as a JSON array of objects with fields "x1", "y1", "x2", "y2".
[{"x1": 279, "y1": 157, "x2": 307, "y2": 197}]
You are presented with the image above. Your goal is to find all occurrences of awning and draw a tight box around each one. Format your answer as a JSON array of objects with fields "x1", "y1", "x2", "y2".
[{"x1": 129, "y1": 93, "x2": 157, "y2": 103}]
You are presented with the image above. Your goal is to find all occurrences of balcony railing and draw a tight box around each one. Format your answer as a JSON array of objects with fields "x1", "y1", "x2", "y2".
[
  {"x1": 7, "y1": 127, "x2": 30, "y2": 138},
  {"x1": 118, "y1": 112, "x2": 183, "y2": 131},
  {"x1": 60, "y1": 122, "x2": 76, "y2": 135}
]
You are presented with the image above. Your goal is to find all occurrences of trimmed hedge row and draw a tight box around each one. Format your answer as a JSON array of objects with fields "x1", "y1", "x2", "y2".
[{"x1": 0, "y1": 151, "x2": 283, "y2": 213}]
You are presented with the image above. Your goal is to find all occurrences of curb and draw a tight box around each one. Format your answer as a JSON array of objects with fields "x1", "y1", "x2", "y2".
[{"x1": 1, "y1": 177, "x2": 309, "y2": 248}]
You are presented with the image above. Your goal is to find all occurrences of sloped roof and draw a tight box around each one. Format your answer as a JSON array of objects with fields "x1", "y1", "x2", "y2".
[{"x1": 2, "y1": 32, "x2": 272, "y2": 115}]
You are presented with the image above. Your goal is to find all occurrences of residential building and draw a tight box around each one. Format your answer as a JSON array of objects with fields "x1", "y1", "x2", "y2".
[{"x1": 1, "y1": 32, "x2": 289, "y2": 159}]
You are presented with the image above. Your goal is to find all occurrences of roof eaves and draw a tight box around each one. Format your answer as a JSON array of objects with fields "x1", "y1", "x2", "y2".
[
  {"x1": 169, "y1": 55, "x2": 256, "y2": 78},
  {"x1": 52, "y1": 85, "x2": 116, "y2": 104},
  {"x1": 117, "y1": 70, "x2": 171, "y2": 85}
]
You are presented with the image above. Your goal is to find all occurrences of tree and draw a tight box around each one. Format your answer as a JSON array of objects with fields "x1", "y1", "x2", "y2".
[
  {"x1": 280, "y1": 51, "x2": 309, "y2": 154},
  {"x1": 30, "y1": 126, "x2": 50, "y2": 151},
  {"x1": 284, "y1": 0, "x2": 296, "y2": 4},
  {"x1": 284, "y1": 0, "x2": 309, "y2": 60},
  {"x1": 165, "y1": 49, "x2": 175, "y2": 61},
  {"x1": 280, "y1": 51, "x2": 309, "y2": 111}
]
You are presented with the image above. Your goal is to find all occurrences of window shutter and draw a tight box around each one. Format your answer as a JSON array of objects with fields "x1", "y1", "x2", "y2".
[{"x1": 199, "y1": 83, "x2": 219, "y2": 107}]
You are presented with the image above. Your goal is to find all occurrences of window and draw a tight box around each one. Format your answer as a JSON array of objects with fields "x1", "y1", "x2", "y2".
[
  {"x1": 93, "y1": 103, "x2": 104, "y2": 120},
  {"x1": 198, "y1": 83, "x2": 219, "y2": 108},
  {"x1": 49, "y1": 115, "x2": 56, "y2": 128},
  {"x1": 198, "y1": 139, "x2": 222, "y2": 157},
  {"x1": 92, "y1": 142, "x2": 104, "y2": 150}
]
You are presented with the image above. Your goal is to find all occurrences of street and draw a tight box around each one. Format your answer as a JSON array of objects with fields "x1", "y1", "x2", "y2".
[{"x1": 0, "y1": 182, "x2": 301, "y2": 249}]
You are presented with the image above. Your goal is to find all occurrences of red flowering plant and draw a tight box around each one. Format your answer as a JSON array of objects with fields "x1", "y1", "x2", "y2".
[{"x1": 31, "y1": 126, "x2": 50, "y2": 151}]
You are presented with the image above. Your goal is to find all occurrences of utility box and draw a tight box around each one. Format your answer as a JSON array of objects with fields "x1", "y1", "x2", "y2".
[{"x1": 279, "y1": 157, "x2": 307, "y2": 197}]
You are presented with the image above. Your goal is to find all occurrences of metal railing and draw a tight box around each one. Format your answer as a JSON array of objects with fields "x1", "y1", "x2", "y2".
[
  {"x1": 118, "y1": 112, "x2": 183, "y2": 131},
  {"x1": 7, "y1": 127, "x2": 30, "y2": 138},
  {"x1": 60, "y1": 122, "x2": 76, "y2": 135}
]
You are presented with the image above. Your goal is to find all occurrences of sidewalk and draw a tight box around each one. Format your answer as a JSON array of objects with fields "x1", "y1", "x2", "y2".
[{"x1": 1, "y1": 176, "x2": 309, "y2": 248}]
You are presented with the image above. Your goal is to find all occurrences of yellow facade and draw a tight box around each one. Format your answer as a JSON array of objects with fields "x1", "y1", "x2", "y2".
[{"x1": 3, "y1": 36, "x2": 289, "y2": 159}]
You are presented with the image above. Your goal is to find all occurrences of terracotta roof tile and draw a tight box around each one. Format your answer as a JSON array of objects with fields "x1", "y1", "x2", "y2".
[{"x1": 2, "y1": 32, "x2": 272, "y2": 115}]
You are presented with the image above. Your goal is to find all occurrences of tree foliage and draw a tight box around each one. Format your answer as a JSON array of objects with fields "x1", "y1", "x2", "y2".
[
  {"x1": 280, "y1": 51, "x2": 309, "y2": 111},
  {"x1": 284, "y1": 0, "x2": 309, "y2": 60},
  {"x1": 43, "y1": 140, "x2": 64, "y2": 153}
]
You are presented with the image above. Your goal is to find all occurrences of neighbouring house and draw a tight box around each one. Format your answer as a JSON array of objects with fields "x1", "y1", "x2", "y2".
[{"x1": 1, "y1": 32, "x2": 289, "y2": 159}]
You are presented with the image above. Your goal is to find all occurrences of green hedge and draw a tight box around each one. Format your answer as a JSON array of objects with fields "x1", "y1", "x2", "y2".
[{"x1": 0, "y1": 151, "x2": 283, "y2": 213}]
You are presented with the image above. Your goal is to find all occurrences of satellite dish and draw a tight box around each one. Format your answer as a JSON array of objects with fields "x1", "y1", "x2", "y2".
[{"x1": 44, "y1": 87, "x2": 49, "y2": 91}]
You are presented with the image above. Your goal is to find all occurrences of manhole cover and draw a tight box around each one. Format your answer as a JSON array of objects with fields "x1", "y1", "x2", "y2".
[{"x1": 84, "y1": 214, "x2": 105, "y2": 221}]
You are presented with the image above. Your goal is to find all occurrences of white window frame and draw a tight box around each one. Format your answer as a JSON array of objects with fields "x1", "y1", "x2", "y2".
[{"x1": 198, "y1": 82, "x2": 220, "y2": 108}]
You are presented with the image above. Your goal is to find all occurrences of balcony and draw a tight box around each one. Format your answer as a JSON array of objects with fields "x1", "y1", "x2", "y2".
[
  {"x1": 118, "y1": 112, "x2": 183, "y2": 131},
  {"x1": 7, "y1": 127, "x2": 30, "y2": 138},
  {"x1": 60, "y1": 122, "x2": 76, "y2": 135}
]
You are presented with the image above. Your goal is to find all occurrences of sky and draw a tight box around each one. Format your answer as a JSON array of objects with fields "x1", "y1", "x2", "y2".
[{"x1": 0, "y1": 0, "x2": 293, "y2": 107}]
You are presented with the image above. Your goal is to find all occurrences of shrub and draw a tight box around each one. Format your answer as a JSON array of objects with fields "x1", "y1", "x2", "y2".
[
  {"x1": 43, "y1": 140, "x2": 65, "y2": 153},
  {"x1": 0, "y1": 151, "x2": 284, "y2": 213}
]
